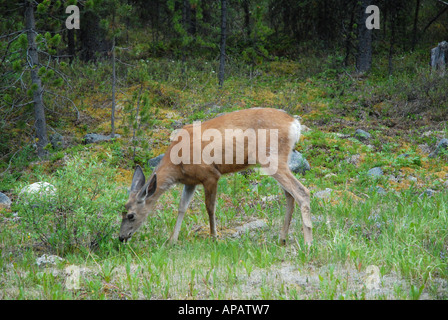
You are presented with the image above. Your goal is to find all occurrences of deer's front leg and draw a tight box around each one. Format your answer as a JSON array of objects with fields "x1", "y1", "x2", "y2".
[
  {"x1": 203, "y1": 179, "x2": 218, "y2": 238},
  {"x1": 169, "y1": 184, "x2": 196, "y2": 244}
]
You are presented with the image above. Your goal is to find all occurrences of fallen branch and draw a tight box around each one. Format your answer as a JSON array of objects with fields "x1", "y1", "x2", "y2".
[
  {"x1": 44, "y1": 90, "x2": 80, "y2": 121},
  {"x1": 0, "y1": 148, "x2": 21, "y2": 176}
]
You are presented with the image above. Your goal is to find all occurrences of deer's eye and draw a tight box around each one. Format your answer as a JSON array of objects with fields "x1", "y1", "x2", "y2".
[{"x1": 127, "y1": 213, "x2": 135, "y2": 221}]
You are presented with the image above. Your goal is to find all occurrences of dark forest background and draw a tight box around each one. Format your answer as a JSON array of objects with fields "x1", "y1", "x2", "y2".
[{"x1": 1, "y1": 0, "x2": 448, "y2": 160}]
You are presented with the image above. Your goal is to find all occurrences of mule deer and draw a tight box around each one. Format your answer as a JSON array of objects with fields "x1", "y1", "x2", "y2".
[{"x1": 119, "y1": 108, "x2": 312, "y2": 245}]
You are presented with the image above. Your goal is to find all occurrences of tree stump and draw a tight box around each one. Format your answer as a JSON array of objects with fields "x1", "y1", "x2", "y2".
[{"x1": 431, "y1": 41, "x2": 447, "y2": 76}]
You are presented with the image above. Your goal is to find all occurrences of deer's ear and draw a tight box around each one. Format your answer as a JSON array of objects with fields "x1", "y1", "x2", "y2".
[
  {"x1": 131, "y1": 165, "x2": 145, "y2": 192},
  {"x1": 137, "y1": 173, "x2": 157, "y2": 201}
]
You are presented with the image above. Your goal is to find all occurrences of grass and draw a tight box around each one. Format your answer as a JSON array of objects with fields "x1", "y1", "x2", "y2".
[
  {"x1": 1, "y1": 159, "x2": 447, "y2": 299},
  {"x1": 1, "y1": 54, "x2": 448, "y2": 300}
]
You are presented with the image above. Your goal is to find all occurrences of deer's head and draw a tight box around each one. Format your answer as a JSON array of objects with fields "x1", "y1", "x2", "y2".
[{"x1": 119, "y1": 165, "x2": 157, "y2": 242}]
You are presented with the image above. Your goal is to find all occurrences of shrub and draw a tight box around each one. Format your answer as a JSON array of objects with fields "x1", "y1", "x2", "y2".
[{"x1": 15, "y1": 155, "x2": 126, "y2": 255}]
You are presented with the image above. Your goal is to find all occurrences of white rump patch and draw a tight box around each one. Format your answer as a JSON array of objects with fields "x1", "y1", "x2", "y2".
[{"x1": 288, "y1": 119, "x2": 302, "y2": 149}]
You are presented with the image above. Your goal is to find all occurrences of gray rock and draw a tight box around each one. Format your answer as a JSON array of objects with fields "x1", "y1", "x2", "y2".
[
  {"x1": 260, "y1": 195, "x2": 279, "y2": 202},
  {"x1": 20, "y1": 182, "x2": 56, "y2": 198},
  {"x1": 368, "y1": 167, "x2": 383, "y2": 177},
  {"x1": 354, "y1": 129, "x2": 371, "y2": 142},
  {"x1": 375, "y1": 186, "x2": 387, "y2": 195},
  {"x1": 419, "y1": 189, "x2": 435, "y2": 198},
  {"x1": 300, "y1": 124, "x2": 311, "y2": 132},
  {"x1": 19, "y1": 182, "x2": 57, "y2": 207},
  {"x1": 288, "y1": 150, "x2": 310, "y2": 175},
  {"x1": 388, "y1": 175, "x2": 399, "y2": 182},
  {"x1": 418, "y1": 144, "x2": 432, "y2": 155},
  {"x1": 148, "y1": 154, "x2": 165, "y2": 169},
  {"x1": 346, "y1": 154, "x2": 361, "y2": 166},
  {"x1": 172, "y1": 120, "x2": 184, "y2": 129},
  {"x1": 83, "y1": 133, "x2": 121, "y2": 144},
  {"x1": 429, "y1": 138, "x2": 448, "y2": 158},
  {"x1": 36, "y1": 254, "x2": 64, "y2": 267},
  {"x1": 230, "y1": 219, "x2": 268, "y2": 238},
  {"x1": 205, "y1": 105, "x2": 222, "y2": 114},
  {"x1": 397, "y1": 153, "x2": 410, "y2": 158},
  {"x1": 314, "y1": 188, "x2": 333, "y2": 199},
  {"x1": 0, "y1": 192, "x2": 12, "y2": 209},
  {"x1": 49, "y1": 132, "x2": 64, "y2": 149}
]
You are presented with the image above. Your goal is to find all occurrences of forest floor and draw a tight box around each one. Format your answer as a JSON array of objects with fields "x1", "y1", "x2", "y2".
[{"x1": 1, "y1": 55, "x2": 448, "y2": 300}]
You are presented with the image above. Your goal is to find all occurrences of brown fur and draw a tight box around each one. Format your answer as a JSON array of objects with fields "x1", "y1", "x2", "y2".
[{"x1": 119, "y1": 108, "x2": 312, "y2": 245}]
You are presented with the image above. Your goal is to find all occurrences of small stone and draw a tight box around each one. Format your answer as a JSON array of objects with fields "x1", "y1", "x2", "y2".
[
  {"x1": 300, "y1": 124, "x2": 311, "y2": 132},
  {"x1": 375, "y1": 186, "x2": 387, "y2": 195},
  {"x1": 354, "y1": 129, "x2": 371, "y2": 142},
  {"x1": 231, "y1": 219, "x2": 268, "y2": 238},
  {"x1": 288, "y1": 150, "x2": 310, "y2": 175},
  {"x1": 172, "y1": 120, "x2": 184, "y2": 129},
  {"x1": 20, "y1": 182, "x2": 56, "y2": 198},
  {"x1": 205, "y1": 105, "x2": 222, "y2": 114},
  {"x1": 388, "y1": 175, "x2": 399, "y2": 182},
  {"x1": 148, "y1": 154, "x2": 165, "y2": 169},
  {"x1": 429, "y1": 138, "x2": 448, "y2": 158},
  {"x1": 83, "y1": 133, "x2": 121, "y2": 144},
  {"x1": 418, "y1": 144, "x2": 432, "y2": 155},
  {"x1": 346, "y1": 154, "x2": 361, "y2": 166},
  {"x1": 419, "y1": 189, "x2": 435, "y2": 198},
  {"x1": 367, "y1": 167, "x2": 383, "y2": 177},
  {"x1": 49, "y1": 132, "x2": 64, "y2": 150},
  {"x1": 314, "y1": 188, "x2": 333, "y2": 199},
  {"x1": 36, "y1": 254, "x2": 64, "y2": 267},
  {"x1": 0, "y1": 192, "x2": 12, "y2": 209},
  {"x1": 260, "y1": 195, "x2": 279, "y2": 202}
]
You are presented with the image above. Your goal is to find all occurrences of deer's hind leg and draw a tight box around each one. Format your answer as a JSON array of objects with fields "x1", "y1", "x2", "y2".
[
  {"x1": 203, "y1": 178, "x2": 219, "y2": 239},
  {"x1": 272, "y1": 166, "x2": 313, "y2": 245},
  {"x1": 280, "y1": 188, "x2": 295, "y2": 245}
]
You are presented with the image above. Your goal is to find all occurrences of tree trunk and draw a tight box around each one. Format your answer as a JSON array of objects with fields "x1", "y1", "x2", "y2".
[
  {"x1": 67, "y1": 28, "x2": 75, "y2": 64},
  {"x1": 356, "y1": 0, "x2": 372, "y2": 74},
  {"x1": 181, "y1": 0, "x2": 189, "y2": 75},
  {"x1": 218, "y1": 0, "x2": 227, "y2": 88},
  {"x1": 388, "y1": 13, "x2": 396, "y2": 75},
  {"x1": 25, "y1": 0, "x2": 49, "y2": 158},
  {"x1": 411, "y1": 0, "x2": 420, "y2": 51},
  {"x1": 111, "y1": 36, "x2": 116, "y2": 138},
  {"x1": 242, "y1": 0, "x2": 251, "y2": 40},
  {"x1": 344, "y1": 0, "x2": 357, "y2": 66},
  {"x1": 79, "y1": 8, "x2": 108, "y2": 62}
]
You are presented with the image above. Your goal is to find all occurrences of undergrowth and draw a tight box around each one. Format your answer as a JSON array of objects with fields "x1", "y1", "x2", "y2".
[{"x1": 1, "y1": 53, "x2": 448, "y2": 300}]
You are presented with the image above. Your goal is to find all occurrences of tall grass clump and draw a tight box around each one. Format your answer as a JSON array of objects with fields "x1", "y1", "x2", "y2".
[{"x1": 14, "y1": 155, "x2": 126, "y2": 255}]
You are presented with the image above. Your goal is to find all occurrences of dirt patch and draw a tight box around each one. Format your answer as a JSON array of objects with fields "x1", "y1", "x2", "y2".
[{"x1": 233, "y1": 261, "x2": 447, "y2": 299}]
